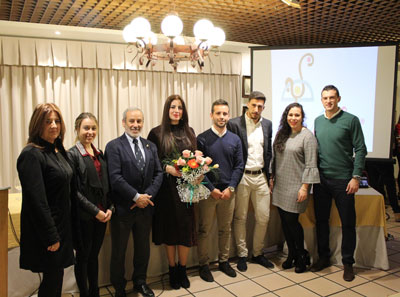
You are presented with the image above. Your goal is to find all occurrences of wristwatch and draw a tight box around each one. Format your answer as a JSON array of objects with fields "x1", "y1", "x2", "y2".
[
  {"x1": 228, "y1": 186, "x2": 235, "y2": 193},
  {"x1": 352, "y1": 175, "x2": 361, "y2": 182}
]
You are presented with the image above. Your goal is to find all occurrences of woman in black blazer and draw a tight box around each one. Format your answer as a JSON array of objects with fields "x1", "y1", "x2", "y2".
[
  {"x1": 68, "y1": 112, "x2": 113, "y2": 297},
  {"x1": 17, "y1": 103, "x2": 74, "y2": 297}
]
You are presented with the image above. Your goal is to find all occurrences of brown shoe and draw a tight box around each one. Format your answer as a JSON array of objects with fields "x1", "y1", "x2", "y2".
[
  {"x1": 395, "y1": 213, "x2": 400, "y2": 222},
  {"x1": 343, "y1": 264, "x2": 355, "y2": 281}
]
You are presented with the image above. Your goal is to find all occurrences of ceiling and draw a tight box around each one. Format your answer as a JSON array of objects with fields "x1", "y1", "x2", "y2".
[{"x1": 0, "y1": 0, "x2": 399, "y2": 48}]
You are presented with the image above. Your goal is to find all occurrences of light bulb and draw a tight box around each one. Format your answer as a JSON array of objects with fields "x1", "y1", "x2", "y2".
[
  {"x1": 161, "y1": 15, "x2": 183, "y2": 38},
  {"x1": 208, "y1": 27, "x2": 225, "y2": 47},
  {"x1": 130, "y1": 17, "x2": 151, "y2": 39},
  {"x1": 173, "y1": 36, "x2": 185, "y2": 45},
  {"x1": 123, "y1": 24, "x2": 137, "y2": 43},
  {"x1": 193, "y1": 19, "x2": 214, "y2": 41}
]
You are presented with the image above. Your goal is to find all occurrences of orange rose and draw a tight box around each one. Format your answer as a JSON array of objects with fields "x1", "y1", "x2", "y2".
[{"x1": 187, "y1": 159, "x2": 199, "y2": 169}]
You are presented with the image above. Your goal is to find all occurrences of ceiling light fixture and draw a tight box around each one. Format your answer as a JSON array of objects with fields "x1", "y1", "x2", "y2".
[
  {"x1": 123, "y1": 14, "x2": 225, "y2": 71},
  {"x1": 281, "y1": 0, "x2": 301, "y2": 9}
]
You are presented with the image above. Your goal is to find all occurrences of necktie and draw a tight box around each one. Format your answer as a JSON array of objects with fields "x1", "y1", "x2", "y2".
[{"x1": 133, "y1": 138, "x2": 145, "y2": 172}]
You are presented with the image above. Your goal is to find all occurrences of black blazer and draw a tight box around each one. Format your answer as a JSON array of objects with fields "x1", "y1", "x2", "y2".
[
  {"x1": 68, "y1": 143, "x2": 111, "y2": 221},
  {"x1": 105, "y1": 134, "x2": 163, "y2": 216},
  {"x1": 227, "y1": 114, "x2": 273, "y2": 178}
]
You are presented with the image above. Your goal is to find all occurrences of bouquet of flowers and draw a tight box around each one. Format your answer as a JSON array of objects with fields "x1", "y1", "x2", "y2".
[{"x1": 167, "y1": 150, "x2": 219, "y2": 204}]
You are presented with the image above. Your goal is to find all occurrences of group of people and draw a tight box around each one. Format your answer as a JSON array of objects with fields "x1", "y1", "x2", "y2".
[{"x1": 17, "y1": 84, "x2": 367, "y2": 297}]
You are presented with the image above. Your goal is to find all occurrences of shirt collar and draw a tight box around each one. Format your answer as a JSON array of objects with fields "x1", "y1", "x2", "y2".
[
  {"x1": 324, "y1": 108, "x2": 342, "y2": 119},
  {"x1": 245, "y1": 112, "x2": 262, "y2": 126},
  {"x1": 75, "y1": 141, "x2": 100, "y2": 157},
  {"x1": 211, "y1": 125, "x2": 227, "y2": 137},
  {"x1": 125, "y1": 133, "x2": 141, "y2": 144}
]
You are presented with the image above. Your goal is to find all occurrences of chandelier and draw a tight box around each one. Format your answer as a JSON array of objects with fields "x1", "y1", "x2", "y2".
[{"x1": 123, "y1": 15, "x2": 225, "y2": 71}]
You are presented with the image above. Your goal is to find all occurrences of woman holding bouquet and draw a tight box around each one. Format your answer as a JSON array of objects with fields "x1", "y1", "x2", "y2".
[
  {"x1": 148, "y1": 95, "x2": 197, "y2": 289},
  {"x1": 270, "y1": 103, "x2": 319, "y2": 273}
]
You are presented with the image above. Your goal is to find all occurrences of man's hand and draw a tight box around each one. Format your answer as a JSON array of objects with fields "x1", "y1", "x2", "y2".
[
  {"x1": 47, "y1": 241, "x2": 60, "y2": 252},
  {"x1": 346, "y1": 178, "x2": 359, "y2": 194},
  {"x1": 220, "y1": 188, "x2": 232, "y2": 200},
  {"x1": 95, "y1": 210, "x2": 107, "y2": 222},
  {"x1": 131, "y1": 194, "x2": 154, "y2": 209},
  {"x1": 103, "y1": 209, "x2": 113, "y2": 222},
  {"x1": 210, "y1": 188, "x2": 223, "y2": 200}
]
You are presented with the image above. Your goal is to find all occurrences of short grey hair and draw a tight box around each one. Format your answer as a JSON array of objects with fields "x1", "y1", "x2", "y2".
[{"x1": 122, "y1": 107, "x2": 144, "y2": 121}]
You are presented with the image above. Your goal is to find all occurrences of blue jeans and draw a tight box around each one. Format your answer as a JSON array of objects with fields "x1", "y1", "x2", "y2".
[{"x1": 313, "y1": 175, "x2": 356, "y2": 265}]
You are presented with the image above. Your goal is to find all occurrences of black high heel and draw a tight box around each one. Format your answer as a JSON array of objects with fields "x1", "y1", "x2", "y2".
[
  {"x1": 282, "y1": 254, "x2": 296, "y2": 269},
  {"x1": 295, "y1": 250, "x2": 310, "y2": 273}
]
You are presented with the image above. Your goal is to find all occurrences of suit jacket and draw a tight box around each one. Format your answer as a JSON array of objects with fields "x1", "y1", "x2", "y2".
[
  {"x1": 227, "y1": 114, "x2": 273, "y2": 178},
  {"x1": 105, "y1": 134, "x2": 163, "y2": 216}
]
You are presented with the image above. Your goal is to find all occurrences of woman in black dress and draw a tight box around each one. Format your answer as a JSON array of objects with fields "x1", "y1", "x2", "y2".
[
  {"x1": 148, "y1": 95, "x2": 197, "y2": 290},
  {"x1": 17, "y1": 103, "x2": 74, "y2": 297},
  {"x1": 68, "y1": 113, "x2": 113, "y2": 297}
]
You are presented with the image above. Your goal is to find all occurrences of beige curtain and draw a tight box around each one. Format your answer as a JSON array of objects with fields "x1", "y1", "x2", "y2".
[{"x1": 0, "y1": 65, "x2": 241, "y2": 191}]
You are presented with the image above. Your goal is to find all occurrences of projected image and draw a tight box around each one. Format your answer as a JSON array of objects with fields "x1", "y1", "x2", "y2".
[{"x1": 271, "y1": 47, "x2": 378, "y2": 152}]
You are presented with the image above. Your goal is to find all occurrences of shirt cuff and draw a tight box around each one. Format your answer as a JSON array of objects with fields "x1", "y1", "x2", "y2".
[{"x1": 133, "y1": 193, "x2": 140, "y2": 202}]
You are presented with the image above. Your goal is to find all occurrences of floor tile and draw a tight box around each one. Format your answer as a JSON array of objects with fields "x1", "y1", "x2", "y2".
[
  {"x1": 274, "y1": 284, "x2": 319, "y2": 297},
  {"x1": 355, "y1": 268, "x2": 390, "y2": 280},
  {"x1": 328, "y1": 290, "x2": 365, "y2": 297},
  {"x1": 235, "y1": 262, "x2": 274, "y2": 278},
  {"x1": 389, "y1": 252, "x2": 400, "y2": 264},
  {"x1": 277, "y1": 270, "x2": 319, "y2": 283},
  {"x1": 302, "y1": 277, "x2": 346, "y2": 296},
  {"x1": 312, "y1": 264, "x2": 341, "y2": 276},
  {"x1": 352, "y1": 282, "x2": 397, "y2": 297},
  {"x1": 186, "y1": 275, "x2": 219, "y2": 293},
  {"x1": 193, "y1": 286, "x2": 235, "y2": 297},
  {"x1": 253, "y1": 273, "x2": 295, "y2": 291},
  {"x1": 224, "y1": 279, "x2": 268, "y2": 297},
  {"x1": 256, "y1": 293, "x2": 279, "y2": 297},
  {"x1": 373, "y1": 274, "x2": 400, "y2": 292},
  {"x1": 213, "y1": 269, "x2": 247, "y2": 286},
  {"x1": 150, "y1": 281, "x2": 191, "y2": 296},
  {"x1": 387, "y1": 240, "x2": 400, "y2": 252},
  {"x1": 388, "y1": 248, "x2": 400, "y2": 256},
  {"x1": 324, "y1": 270, "x2": 368, "y2": 288}
]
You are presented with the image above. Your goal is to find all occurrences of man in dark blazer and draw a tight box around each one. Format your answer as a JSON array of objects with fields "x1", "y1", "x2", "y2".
[
  {"x1": 105, "y1": 107, "x2": 163, "y2": 297},
  {"x1": 227, "y1": 91, "x2": 274, "y2": 272}
]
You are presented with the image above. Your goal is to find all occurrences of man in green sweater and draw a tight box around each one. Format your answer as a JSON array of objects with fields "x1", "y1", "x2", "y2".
[{"x1": 311, "y1": 85, "x2": 367, "y2": 282}]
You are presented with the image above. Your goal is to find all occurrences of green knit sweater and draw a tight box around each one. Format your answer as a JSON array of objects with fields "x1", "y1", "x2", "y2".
[{"x1": 314, "y1": 110, "x2": 367, "y2": 179}]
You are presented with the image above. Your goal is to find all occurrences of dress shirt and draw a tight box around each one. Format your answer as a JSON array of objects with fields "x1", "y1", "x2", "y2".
[
  {"x1": 211, "y1": 125, "x2": 227, "y2": 138},
  {"x1": 245, "y1": 113, "x2": 264, "y2": 170},
  {"x1": 125, "y1": 133, "x2": 145, "y2": 202}
]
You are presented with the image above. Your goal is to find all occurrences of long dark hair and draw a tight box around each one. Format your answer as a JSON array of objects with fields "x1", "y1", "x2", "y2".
[
  {"x1": 159, "y1": 95, "x2": 196, "y2": 156},
  {"x1": 273, "y1": 103, "x2": 305, "y2": 153}
]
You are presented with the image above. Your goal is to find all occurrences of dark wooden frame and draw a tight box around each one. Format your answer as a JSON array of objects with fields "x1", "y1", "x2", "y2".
[{"x1": 242, "y1": 76, "x2": 251, "y2": 98}]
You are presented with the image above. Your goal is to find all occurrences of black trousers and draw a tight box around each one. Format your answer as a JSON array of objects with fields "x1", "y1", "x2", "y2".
[
  {"x1": 277, "y1": 207, "x2": 305, "y2": 256},
  {"x1": 110, "y1": 208, "x2": 152, "y2": 291},
  {"x1": 38, "y1": 269, "x2": 64, "y2": 297},
  {"x1": 313, "y1": 175, "x2": 356, "y2": 265},
  {"x1": 366, "y1": 160, "x2": 400, "y2": 213},
  {"x1": 74, "y1": 218, "x2": 107, "y2": 296}
]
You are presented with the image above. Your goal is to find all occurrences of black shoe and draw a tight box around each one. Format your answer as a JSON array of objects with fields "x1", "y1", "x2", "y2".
[
  {"x1": 295, "y1": 250, "x2": 310, "y2": 273},
  {"x1": 134, "y1": 283, "x2": 154, "y2": 297},
  {"x1": 237, "y1": 257, "x2": 248, "y2": 272},
  {"x1": 114, "y1": 289, "x2": 126, "y2": 297},
  {"x1": 199, "y1": 264, "x2": 214, "y2": 282},
  {"x1": 178, "y1": 263, "x2": 190, "y2": 288},
  {"x1": 219, "y1": 262, "x2": 237, "y2": 277},
  {"x1": 252, "y1": 255, "x2": 275, "y2": 269},
  {"x1": 310, "y1": 257, "x2": 331, "y2": 272},
  {"x1": 343, "y1": 264, "x2": 355, "y2": 282},
  {"x1": 168, "y1": 265, "x2": 181, "y2": 289},
  {"x1": 282, "y1": 254, "x2": 296, "y2": 269},
  {"x1": 88, "y1": 288, "x2": 100, "y2": 297}
]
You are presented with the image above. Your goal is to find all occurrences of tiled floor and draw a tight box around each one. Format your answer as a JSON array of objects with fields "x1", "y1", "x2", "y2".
[{"x1": 63, "y1": 207, "x2": 400, "y2": 297}]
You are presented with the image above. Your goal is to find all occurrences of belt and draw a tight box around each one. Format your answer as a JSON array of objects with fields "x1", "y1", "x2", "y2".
[{"x1": 244, "y1": 169, "x2": 263, "y2": 175}]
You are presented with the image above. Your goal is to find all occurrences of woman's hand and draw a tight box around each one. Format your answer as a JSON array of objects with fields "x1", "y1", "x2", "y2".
[
  {"x1": 269, "y1": 178, "x2": 274, "y2": 192},
  {"x1": 194, "y1": 174, "x2": 204, "y2": 185},
  {"x1": 297, "y1": 187, "x2": 308, "y2": 202},
  {"x1": 166, "y1": 165, "x2": 182, "y2": 177},
  {"x1": 47, "y1": 241, "x2": 60, "y2": 252},
  {"x1": 95, "y1": 210, "x2": 107, "y2": 222},
  {"x1": 103, "y1": 209, "x2": 113, "y2": 222}
]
